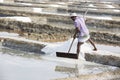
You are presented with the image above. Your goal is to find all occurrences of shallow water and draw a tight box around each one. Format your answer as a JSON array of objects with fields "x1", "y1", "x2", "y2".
[
  {"x1": 96, "y1": 44, "x2": 120, "y2": 54},
  {"x1": 0, "y1": 40, "x2": 120, "y2": 80}
]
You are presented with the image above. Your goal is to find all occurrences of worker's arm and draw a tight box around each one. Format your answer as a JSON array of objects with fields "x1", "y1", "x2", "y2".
[
  {"x1": 73, "y1": 21, "x2": 80, "y2": 39},
  {"x1": 73, "y1": 27, "x2": 80, "y2": 39}
]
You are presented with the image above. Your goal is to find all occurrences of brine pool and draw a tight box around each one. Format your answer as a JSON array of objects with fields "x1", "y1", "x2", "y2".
[{"x1": 0, "y1": 38, "x2": 120, "y2": 80}]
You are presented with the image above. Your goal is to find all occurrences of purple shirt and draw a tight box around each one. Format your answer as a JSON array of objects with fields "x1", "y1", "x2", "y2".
[{"x1": 74, "y1": 17, "x2": 89, "y2": 36}]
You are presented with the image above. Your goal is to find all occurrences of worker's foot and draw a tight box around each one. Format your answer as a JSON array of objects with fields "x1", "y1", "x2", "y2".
[{"x1": 93, "y1": 48, "x2": 97, "y2": 51}]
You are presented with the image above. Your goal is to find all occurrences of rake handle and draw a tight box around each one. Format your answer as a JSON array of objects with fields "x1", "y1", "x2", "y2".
[{"x1": 68, "y1": 38, "x2": 75, "y2": 53}]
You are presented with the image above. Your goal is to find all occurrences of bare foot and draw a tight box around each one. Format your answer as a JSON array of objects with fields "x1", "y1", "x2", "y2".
[{"x1": 93, "y1": 48, "x2": 97, "y2": 51}]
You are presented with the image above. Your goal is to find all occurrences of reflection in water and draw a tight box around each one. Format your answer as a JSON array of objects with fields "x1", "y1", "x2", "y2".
[
  {"x1": 0, "y1": 43, "x2": 120, "y2": 80},
  {"x1": 0, "y1": 45, "x2": 43, "y2": 59},
  {"x1": 55, "y1": 64, "x2": 120, "y2": 80},
  {"x1": 55, "y1": 64, "x2": 79, "y2": 77},
  {"x1": 54, "y1": 62, "x2": 118, "y2": 79}
]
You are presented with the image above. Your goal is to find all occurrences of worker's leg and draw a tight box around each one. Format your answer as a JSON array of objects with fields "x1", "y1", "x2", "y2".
[
  {"x1": 88, "y1": 39, "x2": 97, "y2": 51},
  {"x1": 77, "y1": 42, "x2": 83, "y2": 56}
]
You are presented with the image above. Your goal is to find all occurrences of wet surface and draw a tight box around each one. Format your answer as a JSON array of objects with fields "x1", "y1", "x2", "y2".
[
  {"x1": 0, "y1": 43, "x2": 119, "y2": 80},
  {"x1": 0, "y1": 0, "x2": 120, "y2": 79}
]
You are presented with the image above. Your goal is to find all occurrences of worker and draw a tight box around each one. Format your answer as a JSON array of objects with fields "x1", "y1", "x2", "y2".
[{"x1": 70, "y1": 13, "x2": 97, "y2": 57}]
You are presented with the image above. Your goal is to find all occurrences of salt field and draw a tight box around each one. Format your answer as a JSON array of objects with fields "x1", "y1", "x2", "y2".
[
  {"x1": 0, "y1": 32, "x2": 120, "y2": 80},
  {"x1": 0, "y1": 42, "x2": 119, "y2": 80},
  {"x1": 0, "y1": 0, "x2": 120, "y2": 80}
]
